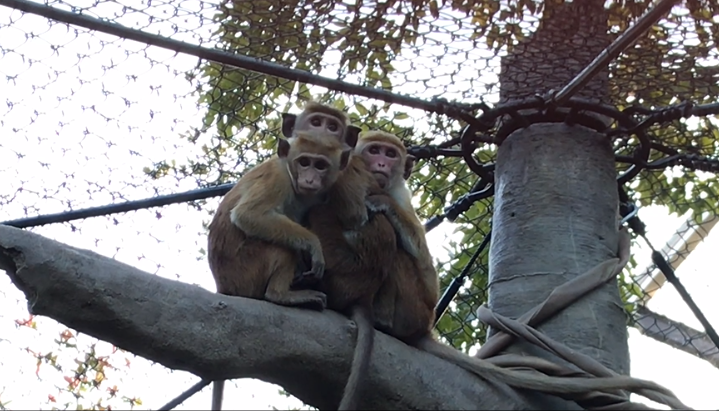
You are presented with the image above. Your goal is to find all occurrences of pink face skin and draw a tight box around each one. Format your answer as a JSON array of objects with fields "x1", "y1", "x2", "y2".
[
  {"x1": 363, "y1": 142, "x2": 401, "y2": 189},
  {"x1": 295, "y1": 154, "x2": 331, "y2": 195}
]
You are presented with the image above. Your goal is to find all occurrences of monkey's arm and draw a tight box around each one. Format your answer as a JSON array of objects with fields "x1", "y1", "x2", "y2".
[
  {"x1": 365, "y1": 194, "x2": 427, "y2": 259},
  {"x1": 232, "y1": 208, "x2": 321, "y2": 253},
  {"x1": 229, "y1": 173, "x2": 324, "y2": 277}
]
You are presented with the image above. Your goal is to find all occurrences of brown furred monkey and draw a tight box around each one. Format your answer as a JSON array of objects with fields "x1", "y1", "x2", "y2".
[
  {"x1": 321, "y1": 131, "x2": 686, "y2": 404},
  {"x1": 352, "y1": 131, "x2": 440, "y2": 334},
  {"x1": 207, "y1": 131, "x2": 354, "y2": 411},
  {"x1": 294, "y1": 131, "x2": 437, "y2": 410},
  {"x1": 282, "y1": 101, "x2": 361, "y2": 148},
  {"x1": 301, "y1": 152, "x2": 400, "y2": 410}
]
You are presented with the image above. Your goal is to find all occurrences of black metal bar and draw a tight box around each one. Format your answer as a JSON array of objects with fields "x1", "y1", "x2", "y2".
[
  {"x1": 0, "y1": 0, "x2": 458, "y2": 115},
  {"x1": 423, "y1": 215, "x2": 445, "y2": 233},
  {"x1": 651, "y1": 251, "x2": 719, "y2": 351},
  {"x1": 552, "y1": 0, "x2": 681, "y2": 105},
  {"x1": 433, "y1": 230, "x2": 492, "y2": 324},
  {"x1": 157, "y1": 379, "x2": 211, "y2": 411},
  {"x1": 1, "y1": 184, "x2": 234, "y2": 228}
]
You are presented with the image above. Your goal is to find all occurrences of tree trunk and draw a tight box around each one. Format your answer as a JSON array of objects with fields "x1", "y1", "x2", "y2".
[{"x1": 488, "y1": 1, "x2": 628, "y2": 409}]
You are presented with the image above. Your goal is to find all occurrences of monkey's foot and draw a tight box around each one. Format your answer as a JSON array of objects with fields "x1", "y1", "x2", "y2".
[{"x1": 265, "y1": 290, "x2": 327, "y2": 311}]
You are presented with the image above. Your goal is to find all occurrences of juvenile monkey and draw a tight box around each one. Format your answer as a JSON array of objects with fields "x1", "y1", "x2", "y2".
[
  {"x1": 317, "y1": 131, "x2": 684, "y2": 404},
  {"x1": 282, "y1": 101, "x2": 361, "y2": 148},
  {"x1": 294, "y1": 131, "x2": 435, "y2": 409},
  {"x1": 303, "y1": 154, "x2": 397, "y2": 410},
  {"x1": 207, "y1": 131, "x2": 351, "y2": 410}
]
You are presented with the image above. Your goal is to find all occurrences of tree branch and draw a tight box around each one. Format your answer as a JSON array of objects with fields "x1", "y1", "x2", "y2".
[{"x1": 0, "y1": 224, "x2": 532, "y2": 410}]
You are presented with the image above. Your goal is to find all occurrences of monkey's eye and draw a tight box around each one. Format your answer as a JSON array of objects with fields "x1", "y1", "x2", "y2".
[
  {"x1": 298, "y1": 157, "x2": 311, "y2": 167},
  {"x1": 311, "y1": 117, "x2": 322, "y2": 127},
  {"x1": 314, "y1": 160, "x2": 329, "y2": 170},
  {"x1": 327, "y1": 122, "x2": 338, "y2": 132},
  {"x1": 369, "y1": 146, "x2": 380, "y2": 154},
  {"x1": 386, "y1": 149, "x2": 397, "y2": 158}
]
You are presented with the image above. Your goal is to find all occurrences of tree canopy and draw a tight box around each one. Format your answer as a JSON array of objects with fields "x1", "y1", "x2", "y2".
[
  {"x1": 1, "y1": 0, "x2": 718, "y2": 409},
  {"x1": 146, "y1": 0, "x2": 719, "y2": 349}
]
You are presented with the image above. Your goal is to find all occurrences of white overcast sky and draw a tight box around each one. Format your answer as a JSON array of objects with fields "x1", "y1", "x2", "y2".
[{"x1": 0, "y1": 2, "x2": 718, "y2": 410}]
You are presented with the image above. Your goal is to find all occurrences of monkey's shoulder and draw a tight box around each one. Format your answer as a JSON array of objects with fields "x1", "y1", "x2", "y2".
[{"x1": 233, "y1": 158, "x2": 290, "y2": 194}]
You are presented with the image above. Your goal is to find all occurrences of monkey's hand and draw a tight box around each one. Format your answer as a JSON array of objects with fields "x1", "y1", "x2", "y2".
[
  {"x1": 296, "y1": 248, "x2": 325, "y2": 285},
  {"x1": 365, "y1": 194, "x2": 393, "y2": 216}
]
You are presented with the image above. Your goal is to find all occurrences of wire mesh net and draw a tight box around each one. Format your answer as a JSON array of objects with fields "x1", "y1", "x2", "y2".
[{"x1": 0, "y1": 0, "x2": 718, "y2": 409}]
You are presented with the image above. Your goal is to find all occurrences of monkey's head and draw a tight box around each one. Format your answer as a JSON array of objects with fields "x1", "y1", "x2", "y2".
[
  {"x1": 278, "y1": 131, "x2": 351, "y2": 196},
  {"x1": 281, "y1": 101, "x2": 360, "y2": 149},
  {"x1": 356, "y1": 131, "x2": 415, "y2": 190}
]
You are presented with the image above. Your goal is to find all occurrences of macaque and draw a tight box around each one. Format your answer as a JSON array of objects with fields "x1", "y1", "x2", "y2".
[
  {"x1": 302, "y1": 154, "x2": 396, "y2": 410},
  {"x1": 313, "y1": 131, "x2": 682, "y2": 404},
  {"x1": 282, "y1": 101, "x2": 361, "y2": 148},
  {"x1": 352, "y1": 131, "x2": 440, "y2": 334},
  {"x1": 207, "y1": 131, "x2": 351, "y2": 411},
  {"x1": 293, "y1": 131, "x2": 434, "y2": 409}
]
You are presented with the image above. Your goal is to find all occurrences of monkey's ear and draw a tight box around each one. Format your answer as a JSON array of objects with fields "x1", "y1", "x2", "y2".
[
  {"x1": 278, "y1": 138, "x2": 291, "y2": 158},
  {"x1": 281, "y1": 113, "x2": 296, "y2": 138},
  {"x1": 339, "y1": 148, "x2": 352, "y2": 170},
  {"x1": 403, "y1": 154, "x2": 416, "y2": 180},
  {"x1": 344, "y1": 125, "x2": 361, "y2": 148}
]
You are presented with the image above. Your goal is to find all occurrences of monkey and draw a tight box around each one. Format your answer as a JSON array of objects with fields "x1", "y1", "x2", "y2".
[
  {"x1": 301, "y1": 155, "x2": 396, "y2": 410},
  {"x1": 287, "y1": 131, "x2": 439, "y2": 410},
  {"x1": 309, "y1": 131, "x2": 688, "y2": 406},
  {"x1": 207, "y1": 130, "x2": 354, "y2": 411},
  {"x1": 351, "y1": 131, "x2": 440, "y2": 334},
  {"x1": 282, "y1": 101, "x2": 361, "y2": 149}
]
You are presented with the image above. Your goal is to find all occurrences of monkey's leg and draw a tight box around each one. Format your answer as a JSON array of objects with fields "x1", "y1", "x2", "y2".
[
  {"x1": 388, "y1": 263, "x2": 437, "y2": 343},
  {"x1": 265, "y1": 249, "x2": 327, "y2": 310}
]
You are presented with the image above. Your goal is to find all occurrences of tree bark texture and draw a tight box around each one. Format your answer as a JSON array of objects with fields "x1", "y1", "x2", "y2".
[
  {"x1": 1, "y1": 224, "x2": 540, "y2": 410},
  {"x1": 488, "y1": 123, "x2": 625, "y2": 409},
  {"x1": 499, "y1": 0, "x2": 611, "y2": 104},
  {"x1": 488, "y1": 1, "x2": 627, "y2": 409}
]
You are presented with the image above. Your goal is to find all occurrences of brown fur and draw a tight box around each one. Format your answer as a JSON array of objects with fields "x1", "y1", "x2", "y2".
[
  {"x1": 326, "y1": 131, "x2": 677, "y2": 403},
  {"x1": 207, "y1": 131, "x2": 351, "y2": 411},
  {"x1": 300, "y1": 155, "x2": 396, "y2": 410}
]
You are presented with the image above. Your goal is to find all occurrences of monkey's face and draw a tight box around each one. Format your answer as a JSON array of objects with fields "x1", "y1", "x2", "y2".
[
  {"x1": 293, "y1": 154, "x2": 333, "y2": 195},
  {"x1": 362, "y1": 142, "x2": 402, "y2": 188}
]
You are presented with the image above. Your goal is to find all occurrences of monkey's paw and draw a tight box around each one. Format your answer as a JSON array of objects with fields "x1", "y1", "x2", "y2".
[
  {"x1": 298, "y1": 259, "x2": 325, "y2": 284},
  {"x1": 301, "y1": 291, "x2": 327, "y2": 311},
  {"x1": 291, "y1": 269, "x2": 322, "y2": 288}
]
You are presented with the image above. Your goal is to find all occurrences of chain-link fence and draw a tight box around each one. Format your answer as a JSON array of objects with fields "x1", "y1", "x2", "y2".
[{"x1": 1, "y1": 0, "x2": 718, "y2": 409}]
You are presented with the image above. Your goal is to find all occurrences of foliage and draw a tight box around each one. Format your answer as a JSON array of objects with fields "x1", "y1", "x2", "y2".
[{"x1": 143, "y1": 0, "x2": 719, "y2": 350}]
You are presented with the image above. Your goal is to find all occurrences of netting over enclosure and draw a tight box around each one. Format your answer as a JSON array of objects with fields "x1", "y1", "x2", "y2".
[{"x1": 1, "y1": 0, "x2": 718, "y2": 409}]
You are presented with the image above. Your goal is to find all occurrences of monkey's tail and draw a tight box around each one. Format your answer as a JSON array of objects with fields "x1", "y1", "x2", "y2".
[
  {"x1": 415, "y1": 337, "x2": 691, "y2": 410},
  {"x1": 338, "y1": 305, "x2": 375, "y2": 411},
  {"x1": 211, "y1": 380, "x2": 225, "y2": 411}
]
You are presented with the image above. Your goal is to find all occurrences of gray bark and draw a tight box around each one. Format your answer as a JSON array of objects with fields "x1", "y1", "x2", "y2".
[
  {"x1": 0, "y1": 224, "x2": 537, "y2": 410},
  {"x1": 489, "y1": 1, "x2": 627, "y2": 409},
  {"x1": 488, "y1": 124, "x2": 625, "y2": 410}
]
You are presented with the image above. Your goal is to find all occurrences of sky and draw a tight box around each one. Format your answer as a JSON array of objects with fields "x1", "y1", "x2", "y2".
[{"x1": 0, "y1": 1, "x2": 718, "y2": 410}]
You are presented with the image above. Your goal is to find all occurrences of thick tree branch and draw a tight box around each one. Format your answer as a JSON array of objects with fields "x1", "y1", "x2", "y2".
[{"x1": 0, "y1": 224, "x2": 532, "y2": 410}]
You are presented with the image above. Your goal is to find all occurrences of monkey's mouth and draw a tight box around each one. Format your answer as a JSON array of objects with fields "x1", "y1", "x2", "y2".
[
  {"x1": 297, "y1": 186, "x2": 321, "y2": 195},
  {"x1": 373, "y1": 171, "x2": 389, "y2": 188}
]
